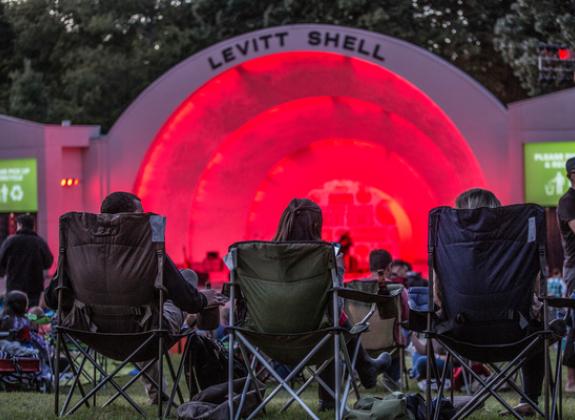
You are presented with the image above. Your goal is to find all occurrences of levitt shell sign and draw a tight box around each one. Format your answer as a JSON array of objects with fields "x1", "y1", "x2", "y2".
[
  {"x1": 0, "y1": 158, "x2": 38, "y2": 212},
  {"x1": 524, "y1": 142, "x2": 575, "y2": 206}
]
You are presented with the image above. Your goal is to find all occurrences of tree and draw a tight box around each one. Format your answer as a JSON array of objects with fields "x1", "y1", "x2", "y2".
[
  {"x1": 0, "y1": 2, "x2": 15, "y2": 114},
  {"x1": 0, "y1": 0, "x2": 567, "y2": 130},
  {"x1": 9, "y1": 59, "x2": 48, "y2": 120},
  {"x1": 495, "y1": 0, "x2": 575, "y2": 96}
]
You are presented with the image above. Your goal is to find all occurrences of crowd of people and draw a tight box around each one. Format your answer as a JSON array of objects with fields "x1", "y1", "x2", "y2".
[{"x1": 2, "y1": 157, "x2": 575, "y2": 417}]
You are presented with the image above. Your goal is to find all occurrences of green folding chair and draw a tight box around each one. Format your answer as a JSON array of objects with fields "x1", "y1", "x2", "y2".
[
  {"x1": 225, "y1": 241, "x2": 389, "y2": 420},
  {"x1": 345, "y1": 280, "x2": 409, "y2": 391}
]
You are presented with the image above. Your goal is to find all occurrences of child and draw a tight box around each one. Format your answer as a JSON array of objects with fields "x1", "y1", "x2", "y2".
[
  {"x1": 0, "y1": 291, "x2": 52, "y2": 381},
  {"x1": 0, "y1": 291, "x2": 33, "y2": 348}
]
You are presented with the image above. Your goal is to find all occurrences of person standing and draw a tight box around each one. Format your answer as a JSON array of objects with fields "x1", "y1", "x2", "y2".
[
  {"x1": 0, "y1": 214, "x2": 53, "y2": 307},
  {"x1": 557, "y1": 157, "x2": 575, "y2": 392}
]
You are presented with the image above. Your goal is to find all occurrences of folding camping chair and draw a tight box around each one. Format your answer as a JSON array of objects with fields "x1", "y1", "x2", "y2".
[
  {"x1": 225, "y1": 241, "x2": 390, "y2": 420},
  {"x1": 422, "y1": 204, "x2": 562, "y2": 420},
  {"x1": 53, "y1": 212, "x2": 189, "y2": 418},
  {"x1": 345, "y1": 280, "x2": 409, "y2": 391}
]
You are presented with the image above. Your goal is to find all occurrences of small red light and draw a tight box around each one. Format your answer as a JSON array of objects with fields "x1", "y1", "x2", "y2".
[
  {"x1": 73, "y1": 178, "x2": 79, "y2": 186},
  {"x1": 60, "y1": 179, "x2": 66, "y2": 187},
  {"x1": 559, "y1": 49, "x2": 571, "y2": 60},
  {"x1": 66, "y1": 178, "x2": 73, "y2": 187}
]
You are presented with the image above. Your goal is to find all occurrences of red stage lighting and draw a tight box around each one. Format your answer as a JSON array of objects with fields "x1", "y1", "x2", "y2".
[
  {"x1": 559, "y1": 49, "x2": 571, "y2": 60},
  {"x1": 134, "y1": 51, "x2": 486, "y2": 268}
]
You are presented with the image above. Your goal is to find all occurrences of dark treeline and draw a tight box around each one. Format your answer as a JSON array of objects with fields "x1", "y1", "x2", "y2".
[{"x1": 0, "y1": 0, "x2": 573, "y2": 132}]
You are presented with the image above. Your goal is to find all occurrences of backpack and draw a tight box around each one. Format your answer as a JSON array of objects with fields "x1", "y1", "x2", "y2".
[
  {"x1": 404, "y1": 394, "x2": 456, "y2": 420},
  {"x1": 176, "y1": 377, "x2": 261, "y2": 420},
  {"x1": 346, "y1": 392, "x2": 415, "y2": 420},
  {"x1": 184, "y1": 333, "x2": 246, "y2": 396}
]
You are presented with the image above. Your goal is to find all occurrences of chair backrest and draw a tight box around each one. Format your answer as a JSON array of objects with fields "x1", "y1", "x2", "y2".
[
  {"x1": 345, "y1": 280, "x2": 402, "y2": 351},
  {"x1": 429, "y1": 204, "x2": 545, "y2": 329},
  {"x1": 59, "y1": 212, "x2": 165, "y2": 308},
  {"x1": 228, "y1": 241, "x2": 336, "y2": 334}
]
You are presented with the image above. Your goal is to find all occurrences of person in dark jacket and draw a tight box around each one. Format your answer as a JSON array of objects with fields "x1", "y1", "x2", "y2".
[
  {"x1": 0, "y1": 214, "x2": 53, "y2": 307},
  {"x1": 44, "y1": 191, "x2": 226, "y2": 404}
]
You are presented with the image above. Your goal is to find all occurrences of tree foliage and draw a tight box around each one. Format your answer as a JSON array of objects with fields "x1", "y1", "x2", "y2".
[
  {"x1": 494, "y1": 0, "x2": 575, "y2": 96},
  {"x1": 0, "y1": 0, "x2": 570, "y2": 131}
]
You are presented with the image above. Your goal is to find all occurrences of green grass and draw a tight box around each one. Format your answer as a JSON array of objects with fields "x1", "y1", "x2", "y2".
[{"x1": 1, "y1": 360, "x2": 575, "y2": 419}]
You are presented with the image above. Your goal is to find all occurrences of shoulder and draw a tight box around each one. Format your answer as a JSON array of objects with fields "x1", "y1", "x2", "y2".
[
  {"x1": 558, "y1": 190, "x2": 575, "y2": 216},
  {"x1": 560, "y1": 189, "x2": 575, "y2": 204}
]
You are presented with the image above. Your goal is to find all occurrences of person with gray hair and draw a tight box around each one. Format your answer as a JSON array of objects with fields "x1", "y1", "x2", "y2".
[
  {"x1": 454, "y1": 188, "x2": 543, "y2": 415},
  {"x1": 454, "y1": 188, "x2": 501, "y2": 209}
]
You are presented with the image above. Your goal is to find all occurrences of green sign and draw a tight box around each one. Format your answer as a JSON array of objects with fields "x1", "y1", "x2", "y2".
[
  {"x1": 524, "y1": 142, "x2": 575, "y2": 206},
  {"x1": 0, "y1": 158, "x2": 38, "y2": 212}
]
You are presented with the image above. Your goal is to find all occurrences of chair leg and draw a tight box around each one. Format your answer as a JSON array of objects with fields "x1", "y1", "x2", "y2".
[
  {"x1": 338, "y1": 334, "x2": 361, "y2": 416},
  {"x1": 158, "y1": 334, "x2": 164, "y2": 419},
  {"x1": 237, "y1": 332, "x2": 324, "y2": 420},
  {"x1": 166, "y1": 337, "x2": 192, "y2": 418},
  {"x1": 281, "y1": 361, "x2": 332, "y2": 413},
  {"x1": 61, "y1": 337, "x2": 91, "y2": 413},
  {"x1": 545, "y1": 336, "x2": 550, "y2": 420},
  {"x1": 432, "y1": 353, "x2": 451, "y2": 420},
  {"x1": 63, "y1": 335, "x2": 150, "y2": 417},
  {"x1": 399, "y1": 346, "x2": 407, "y2": 391},
  {"x1": 237, "y1": 342, "x2": 265, "y2": 404},
  {"x1": 334, "y1": 332, "x2": 341, "y2": 420},
  {"x1": 426, "y1": 336, "x2": 434, "y2": 420},
  {"x1": 54, "y1": 328, "x2": 61, "y2": 416},
  {"x1": 228, "y1": 328, "x2": 235, "y2": 420},
  {"x1": 93, "y1": 349, "x2": 97, "y2": 408}
]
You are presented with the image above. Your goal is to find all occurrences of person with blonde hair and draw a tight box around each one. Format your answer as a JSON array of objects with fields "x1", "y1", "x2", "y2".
[{"x1": 452, "y1": 188, "x2": 543, "y2": 416}]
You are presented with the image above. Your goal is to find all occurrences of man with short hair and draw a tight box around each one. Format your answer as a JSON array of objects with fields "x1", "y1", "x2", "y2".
[
  {"x1": 45, "y1": 191, "x2": 225, "y2": 403},
  {"x1": 557, "y1": 157, "x2": 575, "y2": 392},
  {"x1": 0, "y1": 214, "x2": 53, "y2": 306},
  {"x1": 368, "y1": 249, "x2": 393, "y2": 287},
  {"x1": 367, "y1": 249, "x2": 408, "y2": 384}
]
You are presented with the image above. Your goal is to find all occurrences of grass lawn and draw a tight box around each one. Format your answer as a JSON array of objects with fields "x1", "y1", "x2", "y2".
[{"x1": 1, "y1": 357, "x2": 575, "y2": 419}]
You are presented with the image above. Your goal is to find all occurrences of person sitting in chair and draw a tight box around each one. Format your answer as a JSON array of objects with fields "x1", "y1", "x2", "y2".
[
  {"x1": 448, "y1": 188, "x2": 544, "y2": 417},
  {"x1": 45, "y1": 191, "x2": 226, "y2": 404},
  {"x1": 368, "y1": 249, "x2": 409, "y2": 384},
  {"x1": 273, "y1": 198, "x2": 392, "y2": 412}
]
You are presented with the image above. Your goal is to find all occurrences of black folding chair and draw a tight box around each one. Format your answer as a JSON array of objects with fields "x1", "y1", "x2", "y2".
[
  {"x1": 53, "y1": 212, "x2": 189, "y2": 418},
  {"x1": 423, "y1": 204, "x2": 562, "y2": 419}
]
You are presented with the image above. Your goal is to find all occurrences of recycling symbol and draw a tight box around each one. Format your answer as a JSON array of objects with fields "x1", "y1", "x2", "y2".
[{"x1": 10, "y1": 185, "x2": 24, "y2": 202}]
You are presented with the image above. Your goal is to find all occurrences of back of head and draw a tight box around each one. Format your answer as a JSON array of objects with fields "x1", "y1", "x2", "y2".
[
  {"x1": 455, "y1": 188, "x2": 501, "y2": 209},
  {"x1": 273, "y1": 198, "x2": 323, "y2": 241},
  {"x1": 3, "y1": 291, "x2": 28, "y2": 317},
  {"x1": 390, "y1": 259, "x2": 412, "y2": 272},
  {"x1": 369, "y1": 249, "x2": 392, "y2": 273},
  {"x1": 16, "y1": 214, "x2": 34, "y2": 231},
  {"x1": 101, "y1": 192, "x2": 142, "y2": 214}
]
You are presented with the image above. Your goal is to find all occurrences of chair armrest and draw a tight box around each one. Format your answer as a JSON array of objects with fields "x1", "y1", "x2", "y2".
[
  {"x1": 543, "y1": 296, "x2": 575, "y2": 309},
  {"x1": 332, "y1": 287, "x2": 400, "y2": 304}
]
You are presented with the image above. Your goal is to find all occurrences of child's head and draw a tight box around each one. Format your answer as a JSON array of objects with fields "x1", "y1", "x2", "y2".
[
  {"x1": 26, "y1": 306, "x2": 45, "y2": 331},
  {"x1": 3, "y1": 291, "x2": 28, "y2": 317}
]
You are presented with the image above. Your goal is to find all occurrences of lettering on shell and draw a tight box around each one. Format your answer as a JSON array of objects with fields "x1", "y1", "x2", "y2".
[{"x1": 207, "y1": 29, "x2": 385, "y2": 70}]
